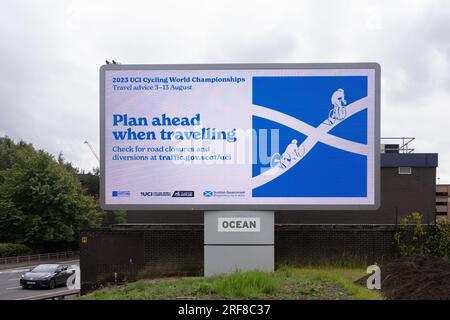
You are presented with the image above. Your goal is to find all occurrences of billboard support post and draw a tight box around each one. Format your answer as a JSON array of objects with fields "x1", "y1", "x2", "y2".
[{"x1": 204, "y1": 211, "x2": 274, "y2": 277}]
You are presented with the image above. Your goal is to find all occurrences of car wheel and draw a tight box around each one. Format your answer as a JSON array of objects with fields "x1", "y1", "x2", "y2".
[{"x1": 49, "y1": 280, "x2": 55, "y2": 289}]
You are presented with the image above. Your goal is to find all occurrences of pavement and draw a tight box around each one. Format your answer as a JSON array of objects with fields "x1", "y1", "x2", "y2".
[{"x1": 0, "y1": 260, "x2": 79, "y2": 300}]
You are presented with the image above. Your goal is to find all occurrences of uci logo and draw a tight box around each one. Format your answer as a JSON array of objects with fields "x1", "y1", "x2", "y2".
[{"x1": 203, "y1": 191, "x2": 213, "y2": 197}]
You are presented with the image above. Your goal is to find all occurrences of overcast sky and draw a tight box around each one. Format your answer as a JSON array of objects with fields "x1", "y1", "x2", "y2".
[{"x1": 0, "y1": 0, "x2": 449, "y2": 182}]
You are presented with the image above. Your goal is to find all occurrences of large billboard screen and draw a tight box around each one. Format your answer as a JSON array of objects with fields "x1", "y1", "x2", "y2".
[{"x1": 100, "y1": 63, "x2": 380, "y2": 210}]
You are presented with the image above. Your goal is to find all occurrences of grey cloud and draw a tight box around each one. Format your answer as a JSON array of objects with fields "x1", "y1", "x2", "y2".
[
  {"x1": 210, "y1": 31, "x2": 297, "y2": 62},
  {"x1": 0, "y1": 0, "x2": 449, "y2": 181}
]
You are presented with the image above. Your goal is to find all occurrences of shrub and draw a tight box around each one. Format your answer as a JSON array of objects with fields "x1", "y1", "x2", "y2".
[
  {"x1": 0, "y1": 243, "x2": 33, "y2": 257},
  {"x1": 394, "y1": 212, "x2": 428, "y2": 256},
  {"x1": 427, "y1": 220, "x2": 450, "y2": 260},
  {"x1": 394, "y1": 212, "x2": 450, "y2": 260}
]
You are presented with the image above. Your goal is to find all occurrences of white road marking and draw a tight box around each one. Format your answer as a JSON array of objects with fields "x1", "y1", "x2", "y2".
[
  {"x1": 15, "y1": 289, "x2": 75, "y2": 300},
  {"x1": 6, "y1": 286, "x2": 21, "y2": 290},
  {"x1": 0, "y1": 259, "x2": 79, "y2": 275},
  {"x1": 0, "y1": 268, "x2": 30, "y2": 275},
  {"x1": 56, "y1": 260, "x2": 79, "y2": 264},
  {"x1": 8, "y1": 278, "x2": 20, "y2": 281}
]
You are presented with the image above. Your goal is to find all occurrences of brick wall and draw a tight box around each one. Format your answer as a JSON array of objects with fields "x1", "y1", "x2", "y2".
[
  {"x1": 80, "y1": 225, "x2": 203, "y2": 293},
  {"x1": 80, "y1": 224, "x2": 410, "y2": 294},
  {"x1": 275, "y1": 225, "x2": 398, "y2": 265}
]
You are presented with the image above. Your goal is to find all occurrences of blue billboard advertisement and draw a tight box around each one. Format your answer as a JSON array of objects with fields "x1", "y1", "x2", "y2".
[{"x1": 100, "y1": 63, "x2": 380, "y2": 210}]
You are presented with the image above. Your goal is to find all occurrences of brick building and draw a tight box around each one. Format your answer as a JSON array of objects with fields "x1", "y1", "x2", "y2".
[{"x1": 436, "y1": 184, "x2": 450, "y2": 221}]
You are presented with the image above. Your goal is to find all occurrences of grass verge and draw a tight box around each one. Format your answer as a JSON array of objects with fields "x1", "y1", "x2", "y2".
[{"x1": 81, "y1": 267, "x2": 382, "y2": 300}]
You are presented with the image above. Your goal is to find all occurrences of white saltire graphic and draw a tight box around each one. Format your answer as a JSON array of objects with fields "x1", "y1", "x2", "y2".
[{"x1": 251, "y1": 95, "x2": 368, "y2": 189}]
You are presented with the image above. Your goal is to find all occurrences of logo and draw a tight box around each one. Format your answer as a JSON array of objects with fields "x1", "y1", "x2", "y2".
[
  {"x1": 203, "y1": 191, "x2": 245, "y2": 197},
  {"x1": 172, "y1": 191, "x2": 194, "y2": 198},
  {"x1": 140, "y1": 191, "x2": 171, "y2": 197},
  {"x1": 218, "y1": 217, "x2": 261, "y2": 232},
  {"x1": 203, "y1": 191, "x2": 214, "y2": 197},
  {"x1": 366, "y1": 265, "x2": 381, "y2": 290},
  {"x1": 112, "y1": 191, "x2": 130, "y2": 197}
]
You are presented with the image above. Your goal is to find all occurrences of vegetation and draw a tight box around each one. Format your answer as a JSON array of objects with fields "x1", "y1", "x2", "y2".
[
  {"x1": 198, "y1": 270, "x2": 281, "y2": 298},
  {"x1": 0, "y1": 243, "x2": 32, "y2": 257},
  {"x1": 81, "y1": 267, "x2": 383, "y2": 300},
  {"x1": 101, "y1": 210, "x2": 126, "y2": 226},
  {"x1": 0, "y1": 136, "x2": 103, "y2": 251},
  {"x1": 394, "y1": 212, "x2": 450, "y2": 259},
  {"x1": 428, "y1": 220, "x2": 450, "y2": 260}
]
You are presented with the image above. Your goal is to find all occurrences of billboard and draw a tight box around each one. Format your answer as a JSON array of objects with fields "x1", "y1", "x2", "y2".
[{"x1": 100, "y1": 63, "x2": 380, "y2": 210}]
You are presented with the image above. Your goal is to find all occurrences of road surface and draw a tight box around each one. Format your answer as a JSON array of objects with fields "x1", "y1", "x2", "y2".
[{"x1": 0, "y1": 260, "x2": 79, "y2": 300}]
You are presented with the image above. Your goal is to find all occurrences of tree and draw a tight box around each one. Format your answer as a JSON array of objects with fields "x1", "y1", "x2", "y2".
[
  {"x1": 102, "y1": 210, "x2": 126, "y2": 226},
  {"x1": 76, "y1": 166, "x2": 125, "y2": 227},
  {"x1": 82, "y1": 167, "x2": 100, "y2": 198},
  {"x1": 0, "y1": 145, "x2": 102, "y2": 246},
  {"x1": 57, "y1": 152, "x2": 79, "y2": 176},
  {"x1": 0, "y1": 136, "x2": 33, "y2": 172}
]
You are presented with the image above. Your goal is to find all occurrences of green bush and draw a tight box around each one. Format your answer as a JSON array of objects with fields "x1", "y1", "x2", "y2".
[
  {"x1": 394, "y1": 212, "x2": 428, "y2": 256},
  {"x1": 0, "y1": 243, "x2": 33, "y2": 257},
  {"x1": 394, "y1": 212, "x2": 450, "y2": 259},
  {"x1": 427, "y1": 220, "x2": 450, "y2": 260}
]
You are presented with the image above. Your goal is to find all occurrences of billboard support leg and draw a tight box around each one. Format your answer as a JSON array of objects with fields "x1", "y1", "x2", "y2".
[{"x1": 204, "y1": 211, "x2": 274, "y2": 277}]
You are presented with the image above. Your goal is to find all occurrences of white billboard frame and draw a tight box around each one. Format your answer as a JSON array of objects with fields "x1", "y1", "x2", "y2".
[{"x1": 100, "y1": 63, "x2": 380, "y2": 211}]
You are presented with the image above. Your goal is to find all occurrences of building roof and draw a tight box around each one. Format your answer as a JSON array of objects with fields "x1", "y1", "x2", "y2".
[{"x1": 381, "y1": 153, "x2": 438, "y2": 168}]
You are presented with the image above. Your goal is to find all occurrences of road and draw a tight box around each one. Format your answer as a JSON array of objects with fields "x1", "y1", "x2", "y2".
[{"x1": 0, "y1": 260, "x2": 79, "y2": 300}]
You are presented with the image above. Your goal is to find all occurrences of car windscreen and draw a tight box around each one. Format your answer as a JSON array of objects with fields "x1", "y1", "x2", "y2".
[{"x1": 31, "y1": 265, "x2": 58, "y2": 272}]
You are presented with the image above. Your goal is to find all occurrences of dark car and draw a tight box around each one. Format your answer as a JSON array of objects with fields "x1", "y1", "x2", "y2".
[{"x1": 20, "y1": 264, "x2": 74, "y2": 289}]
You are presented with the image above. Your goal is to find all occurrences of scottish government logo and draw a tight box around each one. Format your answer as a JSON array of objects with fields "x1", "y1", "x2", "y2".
[
  {"x1": 203, "y1": 191, "x2": 214, "y2": 197},
  {"x1": 252, "y1": 76, "x2": 369, "y2": 198}
]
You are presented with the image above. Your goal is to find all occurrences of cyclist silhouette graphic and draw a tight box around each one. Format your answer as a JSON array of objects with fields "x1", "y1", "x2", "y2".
[
  {"x1": 326, "y1": 88, "x2": 347, "y2": 125},
  {"x1": 280, "y1": 139, "x2": 299, "y2": 168},
  {"x1": 270, "y1": 139, "x2": 306, "y2": 169},
  {"x1": 269, "y1": 88, "x2": 349, "y2": 170}
]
